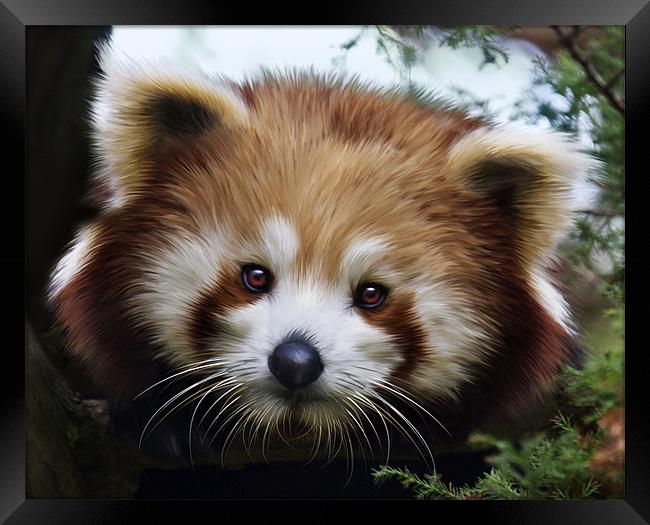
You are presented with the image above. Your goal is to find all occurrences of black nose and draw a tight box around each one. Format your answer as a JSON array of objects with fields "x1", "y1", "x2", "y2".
[{"x1": 268, "y1": 340, "x2": 324, "y2": 390}]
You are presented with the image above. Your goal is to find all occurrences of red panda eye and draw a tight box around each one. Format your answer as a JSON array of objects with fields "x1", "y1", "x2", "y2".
[
  {"x1": 242, "y1": 264, "x2": 272, "y2": 293},
  {"x1": 354, "y1": 283, "x2": 388, "y2": 309}
]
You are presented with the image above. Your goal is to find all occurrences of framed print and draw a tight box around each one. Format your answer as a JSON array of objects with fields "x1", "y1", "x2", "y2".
[{"x1": 7, "y1": 1, "x2": 650, "y2": 523}]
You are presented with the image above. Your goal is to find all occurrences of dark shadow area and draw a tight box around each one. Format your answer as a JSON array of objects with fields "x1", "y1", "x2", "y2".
[{"x1": 135, "y1": 450, "x2": 493, "y2": 499}]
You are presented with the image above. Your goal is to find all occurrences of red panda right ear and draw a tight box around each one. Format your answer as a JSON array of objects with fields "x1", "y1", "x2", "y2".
[
  {"x1": 445, "y1": 124, "x2": 599, "y2": 269},
  {"x1": 90, "y1": 45, "x2": 249, "y2": 206}
]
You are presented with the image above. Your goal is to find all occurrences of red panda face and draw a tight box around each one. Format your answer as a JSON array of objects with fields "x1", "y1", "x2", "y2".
[{"x1": 48, "y1": 49, "x2": 598, "y2": 460}]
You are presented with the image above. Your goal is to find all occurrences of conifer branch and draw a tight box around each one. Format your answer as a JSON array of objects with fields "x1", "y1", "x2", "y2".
[{"x1": 551, "y1": 26, "x2": 625, "y2": 115}]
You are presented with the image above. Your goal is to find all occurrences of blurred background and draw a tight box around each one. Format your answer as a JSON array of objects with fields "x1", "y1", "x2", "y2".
[{"x1": 26, "y1": 26, "x2": 624, "y2": 499}]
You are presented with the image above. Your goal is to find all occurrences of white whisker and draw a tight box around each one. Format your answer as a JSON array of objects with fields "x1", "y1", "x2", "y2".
[
  {"x1": 138, "y1": 372, "x2": 224, "y2": 448},
  {"x1": 133, "y1": 360, "x2": 226, "y2": 400},
  {"x1": 370, "y1": 379, "x2": 452, "y2": 438}
]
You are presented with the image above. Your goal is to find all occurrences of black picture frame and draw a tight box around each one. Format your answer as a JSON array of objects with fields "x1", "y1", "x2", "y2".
[{"x1": 8, "y1": 1, "x2": 649, "y2": 522}]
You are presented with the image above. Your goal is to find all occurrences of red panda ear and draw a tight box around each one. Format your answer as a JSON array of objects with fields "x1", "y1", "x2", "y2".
[
  {"x1": 90, "y1": 45, "x2": 249, "y2": 205},
  {"x1": 446, "y1": 125, "x2": 599, "y2": 266}
]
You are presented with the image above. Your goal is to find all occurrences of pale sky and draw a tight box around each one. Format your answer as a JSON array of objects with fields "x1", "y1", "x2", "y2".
[{"x1": 111, "y1": 26, "x2": 553, "y2": 125}]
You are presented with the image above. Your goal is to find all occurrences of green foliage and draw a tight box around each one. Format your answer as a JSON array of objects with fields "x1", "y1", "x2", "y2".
[
  {"x1": 436, "y1": 26, "x2": 511, "y2": 68},
  {"x1": 558, "y1": 315, "x2": 624, "y2": 425},
  {"x1": 373, "y1": 343, "x2": 623, "y2": 499},
  {"x1": 373, "y1": 465, "x2": 524, "y2": 500},
  {"x1": 526, "y1": 28, "x2": 624, "y2": 290}
]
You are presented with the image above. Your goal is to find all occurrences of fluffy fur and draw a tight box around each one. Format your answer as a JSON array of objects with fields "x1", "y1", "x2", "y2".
[{"x1": 48, "y1": 47, "x2": 598, "y2": 461}]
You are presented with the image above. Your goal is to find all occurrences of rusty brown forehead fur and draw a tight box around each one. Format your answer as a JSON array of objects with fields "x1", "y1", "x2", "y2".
[{"x1": 145, "y1": 76, "x2": 501, "y2": 286}]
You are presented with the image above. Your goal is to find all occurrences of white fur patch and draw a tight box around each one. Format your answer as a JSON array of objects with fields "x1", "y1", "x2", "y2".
[
  {"x1": 243, "y1": 216, "x2": 298, "y2": 275},
  {"x1": 48, "y1": 226, "x2": 97, "y2": 301},
  {"x1": 340, "y1": 236, "x2": 396, "y2": 287},
  {"x1": 530, "y1": 268, "x2": 572, "y2": 333},
  {"x1": 129, "y1": 229, "x2": 228, "y2": 364},
  {"x1": 410, "y1": 280, "x2": 492, "y2": 400}
]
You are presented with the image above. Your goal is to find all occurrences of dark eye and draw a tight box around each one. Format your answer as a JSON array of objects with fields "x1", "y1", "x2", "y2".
[
  {"x1": 354, "y1": 283, "x2": 388, "y2": 309},
  {"x1": 241, "y1": 264, "x2": 273, "y2": 293}
]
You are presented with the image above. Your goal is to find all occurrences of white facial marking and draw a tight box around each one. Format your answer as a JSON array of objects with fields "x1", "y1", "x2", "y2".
[
  {"x1": 340, "y1": 236, "x2": 396, "y2": 288},
  {"x1": 530, "y1": 268, "x2": 572, "y2": 333},
  {"x1": 245, "y1": 215, "x2": 298, "y2": 274},
  {"x1": 410, "y1": 280, "x2": 492, "y2": 400},
  {"x1": 129, "y1": 229, "x2": 228, "y2": 364},
  {"x1": 49, "y1": 226, "x2": 97, "y2": 300}
]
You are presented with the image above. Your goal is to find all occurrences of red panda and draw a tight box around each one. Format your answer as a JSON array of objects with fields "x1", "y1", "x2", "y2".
[{"x1": 48, "y1": 47, "x2": 597, "y2": 462}]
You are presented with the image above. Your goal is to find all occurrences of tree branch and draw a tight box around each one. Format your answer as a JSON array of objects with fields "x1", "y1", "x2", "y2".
[
  {"x1": 605, "y1": 67, "x2": 625, "y2": 91},
  {"x1": 551, "y1": 26, "x2": 625, "y2": 115},
  {"x1": 375, "y1": 25, "x2": 411, "y2": 50},
  {"x1": 576, "y1": 208, "x2": 624, "y2": 219}
]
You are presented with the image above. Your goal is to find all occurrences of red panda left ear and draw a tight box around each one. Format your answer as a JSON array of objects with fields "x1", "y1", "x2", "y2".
[
  {"x1": 446, "y1": 125, "x2": 599, "y2": 267},
  {"x1": 90, "y1": 44, "x2": 249, "y2": 206}
]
